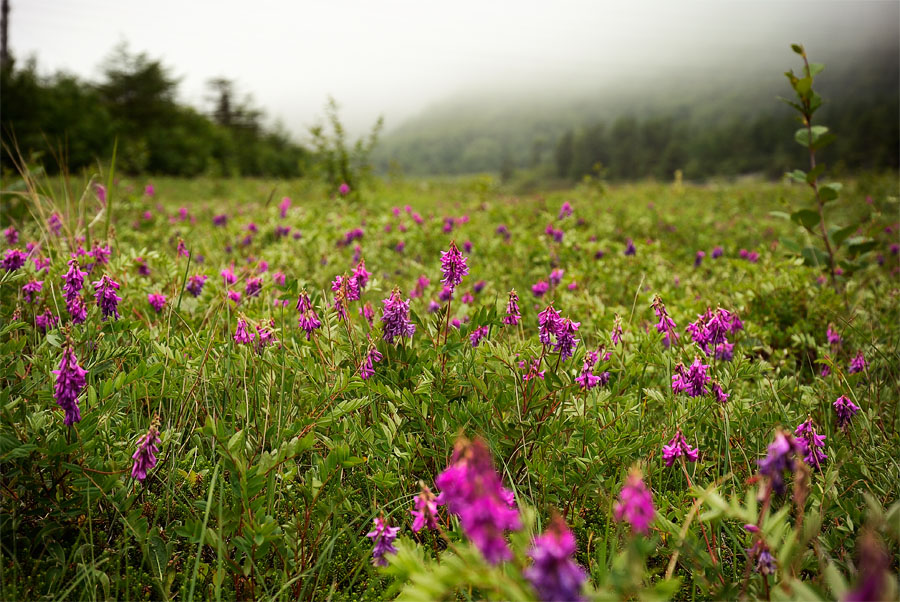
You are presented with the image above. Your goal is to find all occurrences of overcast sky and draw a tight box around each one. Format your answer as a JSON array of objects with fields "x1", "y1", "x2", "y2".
[{"x1": 10, "y1": 0, "x2": 899, "y2": 138}]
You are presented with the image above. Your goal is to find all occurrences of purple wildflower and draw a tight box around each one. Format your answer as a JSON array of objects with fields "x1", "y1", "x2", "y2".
[
  {"x1": 296, "y1": 292, "x2": 321, "y2": 340},
  {"x1": 553, "y1": 318, "x2": 580, "y2": 360},
  {"x1": 2, "y1": 248, "x2": 26, "y2": 272},
  {"x1": 338, "y1": 182, "x2": 350, "y2": 196},
  {"x1": 48, "y1": 213, "x2": 63, "y2": 235},
  {"x1": 496, "y1": 224, "x2": 511, "y2": 240},
  {"x1": 144, "y1": 184, "x2": 155, "y2": 196},
  {"x1": 557, "y1": 201, "x2": 573, "y2": 220},
  {"x1": 611, "y1": 315, "x2": 624, "y2": 346},
  {"x1": 381, "y1": 290, "x2": 416, "y2": 344},
  {"x1": 147, "y1": 293, "x2": 166, "y2": 314},
  {"x1": 461, "y1": 291, "x2": 474, "y2": 304},
  {"x1": 686, "y1": 307, "x2": 742, "y2": 356},
  {"x1": 365, "y1": 517, "x2": 399, "y2": 566},
  {"x1": 503, "y1": 290, "x2": 521, "y2": 326},
  {"x1": 36, "y1": 308, "x2": 59, "y2": 332},
  {"x1": 849, "y1": 351, "x2": 867, "y2": 374},
  {"x1": 575, "y1": 350, "x2": 601, "y2": 390},
  {"x1": 439, "y1": 286, "x2": 452, "y2": 302},
  {"x1": 278, "y1": 196, "x2": 291, "y2": 218},
  {"x1": 826, "y1": 324, "x2": 841, "y2": 346},
  {"x1": 254, "y1": 319, "x2": 278, "y2": 353},
  {"x1": 845, "y1": 530, "x2": 891, "y2": 602},
  {"x1": 624, "y1": 238, "x2": 636, "y2": 256},
  {"x1": 463, "y1": 240, "x2": 472, "y2": 254},
  {"x1": 470, "y1": 325, "x2": 489, "y2": 347},
  {"x1": 52, "y1": 345, "x2": 87, "y2": 426},
  {"x1": 245, "y1": 277, "x2": 263, "y2": 298},
  {"x1": 662, "y1": 430, "x2": 699, "y2": 466},
  {"x1": 549, "y1": 269, "x2": 564, "y2": 287},
  {"x1": 427, "y1": 300, "x2": 441, "y2": 313},
  {"x1": 353, "y1": 259, "x2": 371, "y2": 290},
  {"x1": 186, "y1": 274, "x2": 208, "y2": 297},
  {"x1": 757, "y1": 429, "x2": 803, "y2": 495},
  {"x1": 711, "y1": 246, "x2": 723, "y2": 259},
  {"x1": 522, "y1": 358, "x2": 546, "y2": 381},
  {"x1": 3, "y1": 226, "x2": 18, "y2": 244},
  {"x1": 359, "y1": 301, "x2": 375, "y2": 327},
  {"x1": 712, "y1": 382, "x2": 729, "y2": 403},
  {"x1": 473, "y1": 280, "x2": 486, "y2": 294},
  {"x1": 671, "y1": 357, "x2": 711, "y2": 397},
  {"x1": 221, "y1": 266, "x2": 237, "y2": 286},
  {"x1": 91, "y1": 275, "x2": 122, "y2": 320},
  {"x1": 614, "y1": 469, "x2": 655, "y2": 534},
  {"x1": 434, "y1": 437, "x2": 521, "y2": 564},
  {"x1": 538, "y1": 304, "x2": 563, "y2": 346},
  {"x1": 524, "y1": 515, "x2": 587, "y2": 602},
  {"x1": 714, "y1": 342, "x2": 734, "y2": 361},
  {"x1": 652, "y1": 296, "x2": 677, "y2": 343},
  {"x1": 22, "y1": 280, "x2": 43, "y2": 303},
  {"x1": 213, "y1": 214, "x2": 228, "y2": 226},
  {"x1": 532, "y1": 279, "x2": 550, "y2": 298},
  {"x1": 359, "y1": 345, "x2": 383, "y2": 380},
  {"x1": 833, "y1": 395, "x2": 860, "y2": 430},
  {"x1": 412, "y1": 275, "x2": 430, "y2": 298},
  {"x1": 794, "y1": 418, "x2": 827, "y2": 470},
  {"x1": 131, "y1": 422, "x2": 161, "y2": 481},
  {"x1": 410, "y1": 485, "x2": 440, "y2": 532},
  {"x1": 234, "y1": 317, "x2": 255, "y2": 344},
  {"x1": 440, "y1": 241, "x2": 468, "y2": 291},
  {"x1": 34, "y1": 256, "x2": 51, "y2": 273}
]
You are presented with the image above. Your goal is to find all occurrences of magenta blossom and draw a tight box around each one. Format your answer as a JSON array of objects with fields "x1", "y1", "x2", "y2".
[
  {"x1": 524, "y1": 515, "x2": 587, "y2": 602},
  {"x1": 662, "y1": 430, "x2": 699, "y2": 466},
  {"x1": 93, "y1": 275, "x2": 123, "y2": 320},
  {"x1": 440, "y1": 241, "x2": 469, "y2": 291},
  {"x1": 131, "y1": 422, "x2": 161, "y2": 482},
  {"x1": 503, "y1": 290, "x2": 521, "y2": 326},
  {"x1": 381, "y1": 290, "x2": 416, "y2": 344},
  {"x1": 470, "y1": 325, "x2": 489, "y2": 347},
  {"x1": 410, "y1": 485, "x2": 440, "y2": 532},
  {"x1": 833, "y1": 395, "x2": 860, "y2": 430},
  {"x1": 359, "y1": 345, "x2": 383, "y2": 380},
  {"x1": 366, "y1": 517, "x2": 399, "y2": 566},
  {"x1": 52, "y1": 345, "x2": 87, "y2": 426},
  {"x1": 147, "y1": 293, "x2": 166, "y2": 313},
  {"x1": 614, "y1": 470, "x2": 655, "y2": 534}
]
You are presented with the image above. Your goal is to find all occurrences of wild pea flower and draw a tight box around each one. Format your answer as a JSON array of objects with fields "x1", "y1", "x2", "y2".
[
  {"x1": 412, "y1": 275, "x2": 430, "y2": 298},
  {"x1": 245, "y1": 277, "x2": 262, "y2": 298},
  {"x1": 711, "y1": 382, "x2": 729, "y2": 403},
  {"x1": 624, "y1": 238, "x2": 636, "y2": 256},
  {"x1": 255, "y1": 319, "x2": 277, "y2": 352},
  {"x1": 47, "y1": 213, "x2": 63, "y2": 235},
  {"x1": 671, "y1": 357, "x2": 711, "y2": 397},
  {"x1": 833, "y1": 395, "x2": 860, "y2": 430},
  {"x1": 22, "y1": 280, "x2": 43, "y2": 303},
  {"x1": 524, "y1": 515, "x2": 587, "y2": 602},
  {"x1": 434, "y1": 437, "x2": 521, "y2": 564},
  {"x1": 272, "y1": 271, "x2": 286, "y2": 286},
  {"x1": 757, "y1": 429, "x2": 803, "y2": 495},
  {"x1": 52, "y1": 345, "x2": 87, "y2": 426},
  {"x1": 747, "y1": 540, "x2": 777, "y2": 576},
  {"x1": 522, "y1": 358, "x2": 546, "y2": 381},
  {"x1": 440, "y1": 241, "x2": 468, "y2": 291},
  {"x1": 93, "y1": 275, "x2": 123, "y2": 320},
  {"x1": 614, "y1": 469, "x2": 655, "y2": 534},
  {"x1": 135, "y1": 257, "x2": 151, "y2": 276},
  {"x1": 554, "y1": 318, "x2": 580, "y2": 360},
  {"x1": 34, "y1": 256, "x2": 51, "y2": 273},
  {"x1": 575, "y1": 350, "x2": 601, "y2": 390},
  {"x1": 714, "y1": 342, "x2": 734, "y2": 361},
  {"x1": 366, "y1": 517, "x2": 399, "y2": 566},
  {"x1": 359, "y1": 301, "x2": 375, "y2": 326},
  {"x1": 611, "y1": 314, "x2": 623, "y2": 345},
  {"x1": 442, "y1": 217, "x2": 454, "y2": 233},
  {"x1": 63, "y1": 259, "x2": 87, "y2": 299},
  {"x1": 147, "y1": 293, "x2": 166, "y2": 314},
  {"x1": 359, "y1": 344, "x2": 383, "y2": 380},
  {"x1": 594, "y1": 249, "x2": 605, "y2": 260},
  {"x1": 2, "y1": 248, "x2": 26, "y2": 272},
  {"x1": 461, "y1": 291, "x2": 474, "y2": 304},
  {"x1": 662, "y1": 430, "x2": 699, "y2": 466},
  {"x1": 496, "y1": 224, "x2": 511, "y2": 240},
  {"x1": 36, "y1": 308, "x2": 59, "y2": 332},
  {"x1": 332, "y1": 274, "x2": 360, "y2": 302},
  {"x1": 470, "y1": 325, "x2": 489, "y2": 347},
  {"x1": 381, "y1": 290, "x2": 416, "y2": 344},
  {"x1": 278, "y1": 196, "x2": 291, "y2": 218},
  {"x1": 221, "y1": 266, "x2": 237, "y2": 286},
  {"x1": 275, "y1": 225, "x2": 291, "y2": 238},
  {"x1": 711, "y1": 246, "x2": 723, "y2": 259},
  {"x1": 849, "y1": 351, "x2": 867, "y2": 374},
  {"x1": 90, "y1": 243, "x2": 112, "y2": 267},
  {"x1": 186, "y1": 274, "x2": 207, "y2": 297},
  {"x1": 826, "y1": 324, "x2": 841, "y2": 346},
  {"x1": 845, "y1": 530, "x2": 892, "y2": 602},
  {"x1": 296, "y1": 292, "x2": 321, "y2": 340},
  {"x1": 557, "y1": 201, "x2": 573, "y2": 220},
  {"x1": 473, "y1": 280, "x2": 486, "y2": 294},
  {"x1": 3, "y1": 226, "x2": 18, "y2": 244},
  {"x1": 651, "y1": 295, "x2": 677, "y2": 345},
  {"x1": 176, "y1": 239, "x2": 188, "y2": 258},
  {"x1": 410, "y1": 485, "x2": 440, "y2": 532},
  {"x1": 439, "y1": 286, "x2": 453, "y2": 302},
  {"x1": 131, "y1": 420, "x2": 161, "y2": 482},
  {"x1": 427, "y1": 300, "x2": 441, "y2": 313},
  {"x1": 144, "y1": 184, "x2": 155, "y2": 196},
  {"x1": 532, "y1": 281, "x2": 549, "y2": 297},
  {"x1": 794, "y1": 418, "x2": 827, "y2": 470},
  {"x1": 694, "y1": 250, "x2": 706, "y2": 267},
  {"x1": 687, "y1": 307, "x2": 743, "y2": 356},
  {"x1": 503, "y1": 290, "x2": 521, "y2": 325},
  {"x1": 234, "y1": 317, "x2": 255, "y2": 344},
  {"x1": 213, "y1": 214, "x2": 228, "y2": 226},
  {"x1": 338, "y1": 182, "x2": 350, "y2": 196},
  {"x1": 353, "y1": 259, "x2": 371, "y2": 290},
  {"x1": 538, "y1": 304, "x2": 563, "y2": 346},
  {"x1": 463, "y1": 240, "x2": 473, "y2": 253},
  {"x1": 549, "y1": 269, "x2": 564, "y2": 287}
]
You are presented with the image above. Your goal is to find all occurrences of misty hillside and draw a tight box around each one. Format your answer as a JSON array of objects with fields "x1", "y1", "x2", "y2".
[{"x1": 374, "y1": 43, "x2": 899, "y2": 178}]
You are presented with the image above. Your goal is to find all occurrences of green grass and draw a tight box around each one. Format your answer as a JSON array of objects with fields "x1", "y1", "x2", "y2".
[{"x1": 0, "y1": 172, "x2": 898, "y2": 600}]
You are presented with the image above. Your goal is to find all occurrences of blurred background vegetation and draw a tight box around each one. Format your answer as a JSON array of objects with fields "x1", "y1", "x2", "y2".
[{"x1": 1, "y1": 38, "x2": 897, "y2": 185}]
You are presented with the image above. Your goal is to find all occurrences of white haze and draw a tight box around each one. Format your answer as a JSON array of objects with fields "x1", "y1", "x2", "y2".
[{"x1": 10, "y1": 0, "x2": 899, "y2": 138}]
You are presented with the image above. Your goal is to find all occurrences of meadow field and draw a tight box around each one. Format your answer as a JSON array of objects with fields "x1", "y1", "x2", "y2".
[{"x1": 0, "y1": 171, "x2": 898, "y2": 601}]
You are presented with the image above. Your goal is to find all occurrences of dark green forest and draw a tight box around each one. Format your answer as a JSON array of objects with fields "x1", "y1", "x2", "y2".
[{"x1": 1, "y1": 45, "x2": 308, "y2": 177}]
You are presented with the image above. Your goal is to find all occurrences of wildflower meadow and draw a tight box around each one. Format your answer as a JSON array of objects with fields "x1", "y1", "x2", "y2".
[{"x1": 1, "y1": 49, "x2": 899, "y2": 602}]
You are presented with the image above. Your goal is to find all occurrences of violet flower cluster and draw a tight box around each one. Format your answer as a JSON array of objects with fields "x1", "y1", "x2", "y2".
[
  {"x1": 366, "y1": 517, "x2": 399, "y2": 567},
  {"x1": 93, "y1": 275, "x2": 122, "y2": 320},
  {"x1": 359, "y1": 346, "x2": 383, "y2": 380},
  {"x1": 469, "y1": 325, "x2": 489, "y2": 347},
  {"x1": 2, "y1": 248, "x2": 26, "y2": 272},
  {"x1": 686, "y1": 307, "x2": 743, "y2": 358},
  {"x1": 62, "y1": 259, "x2": 88, "y2": 324},
  {"x1": 757, "y1": 429, "x2": 803, "y2": 495},
  {"x1": 381, "y1": 290, "x2": 415, "y2": 344},
  {"x1": 794, "y1": 418, "x2": 827, "y2": 470},
  {"x1": 651, "y1": 296, "x2": 678, "y2": 347},
  {"x1": 833, "y1": 395, "x2": 859, "y2": 430},
  {"x1": 131, "y1": 423, "x2": 161, "y2": 482},
  {"x1": 503, "y1": 289, "x2": 521, "y2": 325},
  {"x1": 614, "y1": 470, "x2": 655, "y2": 534},
  {"x1": 523, "y1": 516, "x2": 587, "y2": 602},
  {"x1": 296, "y1": 292, "x2": 321, "y2": 340},
  {"x1": 537, "y1": 305, "x2": 579, "y2": 360},
  {"x1": 662, "y1": 429, "x2": 699, "y2": 466},
  {"x1": 186, "y1": 274, "x2": 208, "y2": 297},
  {"x1": 52, "y1": 345, "x2": 87, "y2": 426},
  {"x1": 410, "y1": 485, "x2": 440, "y2": 532},
  {"x1": 439, "y1": 241, "x2": 469, "y2": 291},
  {"x1": 434, "y1": 437, "x2": 521, "y2": 564},
  {"x1": 671, "y1": 357, "x2": 711, "y2": 397},
  {"x1": 147, "y1": 293, "x2": 167, "y2": 314}
]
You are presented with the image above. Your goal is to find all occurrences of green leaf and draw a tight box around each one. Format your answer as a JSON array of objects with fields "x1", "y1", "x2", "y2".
[
  {"x1": 791, "y1": 209, "x2": 820, "y2": 229},
  {"x1": 801, "y1": 245, "x2": 829, "y2": 267},
  {"x1": 813, "y1": 132, "x2": 836, "y2": 150},
  {"x1": 807, "y1": 62, "x2": 825, "y2": 77},
  {"x1": 780, "y1": 237, "x2": 801, "y2": 253},
  {"x1": 829, "y1": 224, "x2": 856, "y2": 248},
  {"x1": 769, "y1": 211, "x2": 791, "y2": 220},
  {"x1": 806, "y1": 163, "x2": 826, "y2": 184},
  {"x1": 785, "y1": 169, "x2": 806, "y2": 184},
  {"x1": 819, "y1": 182, "x2": 842, "y2": 202}
]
